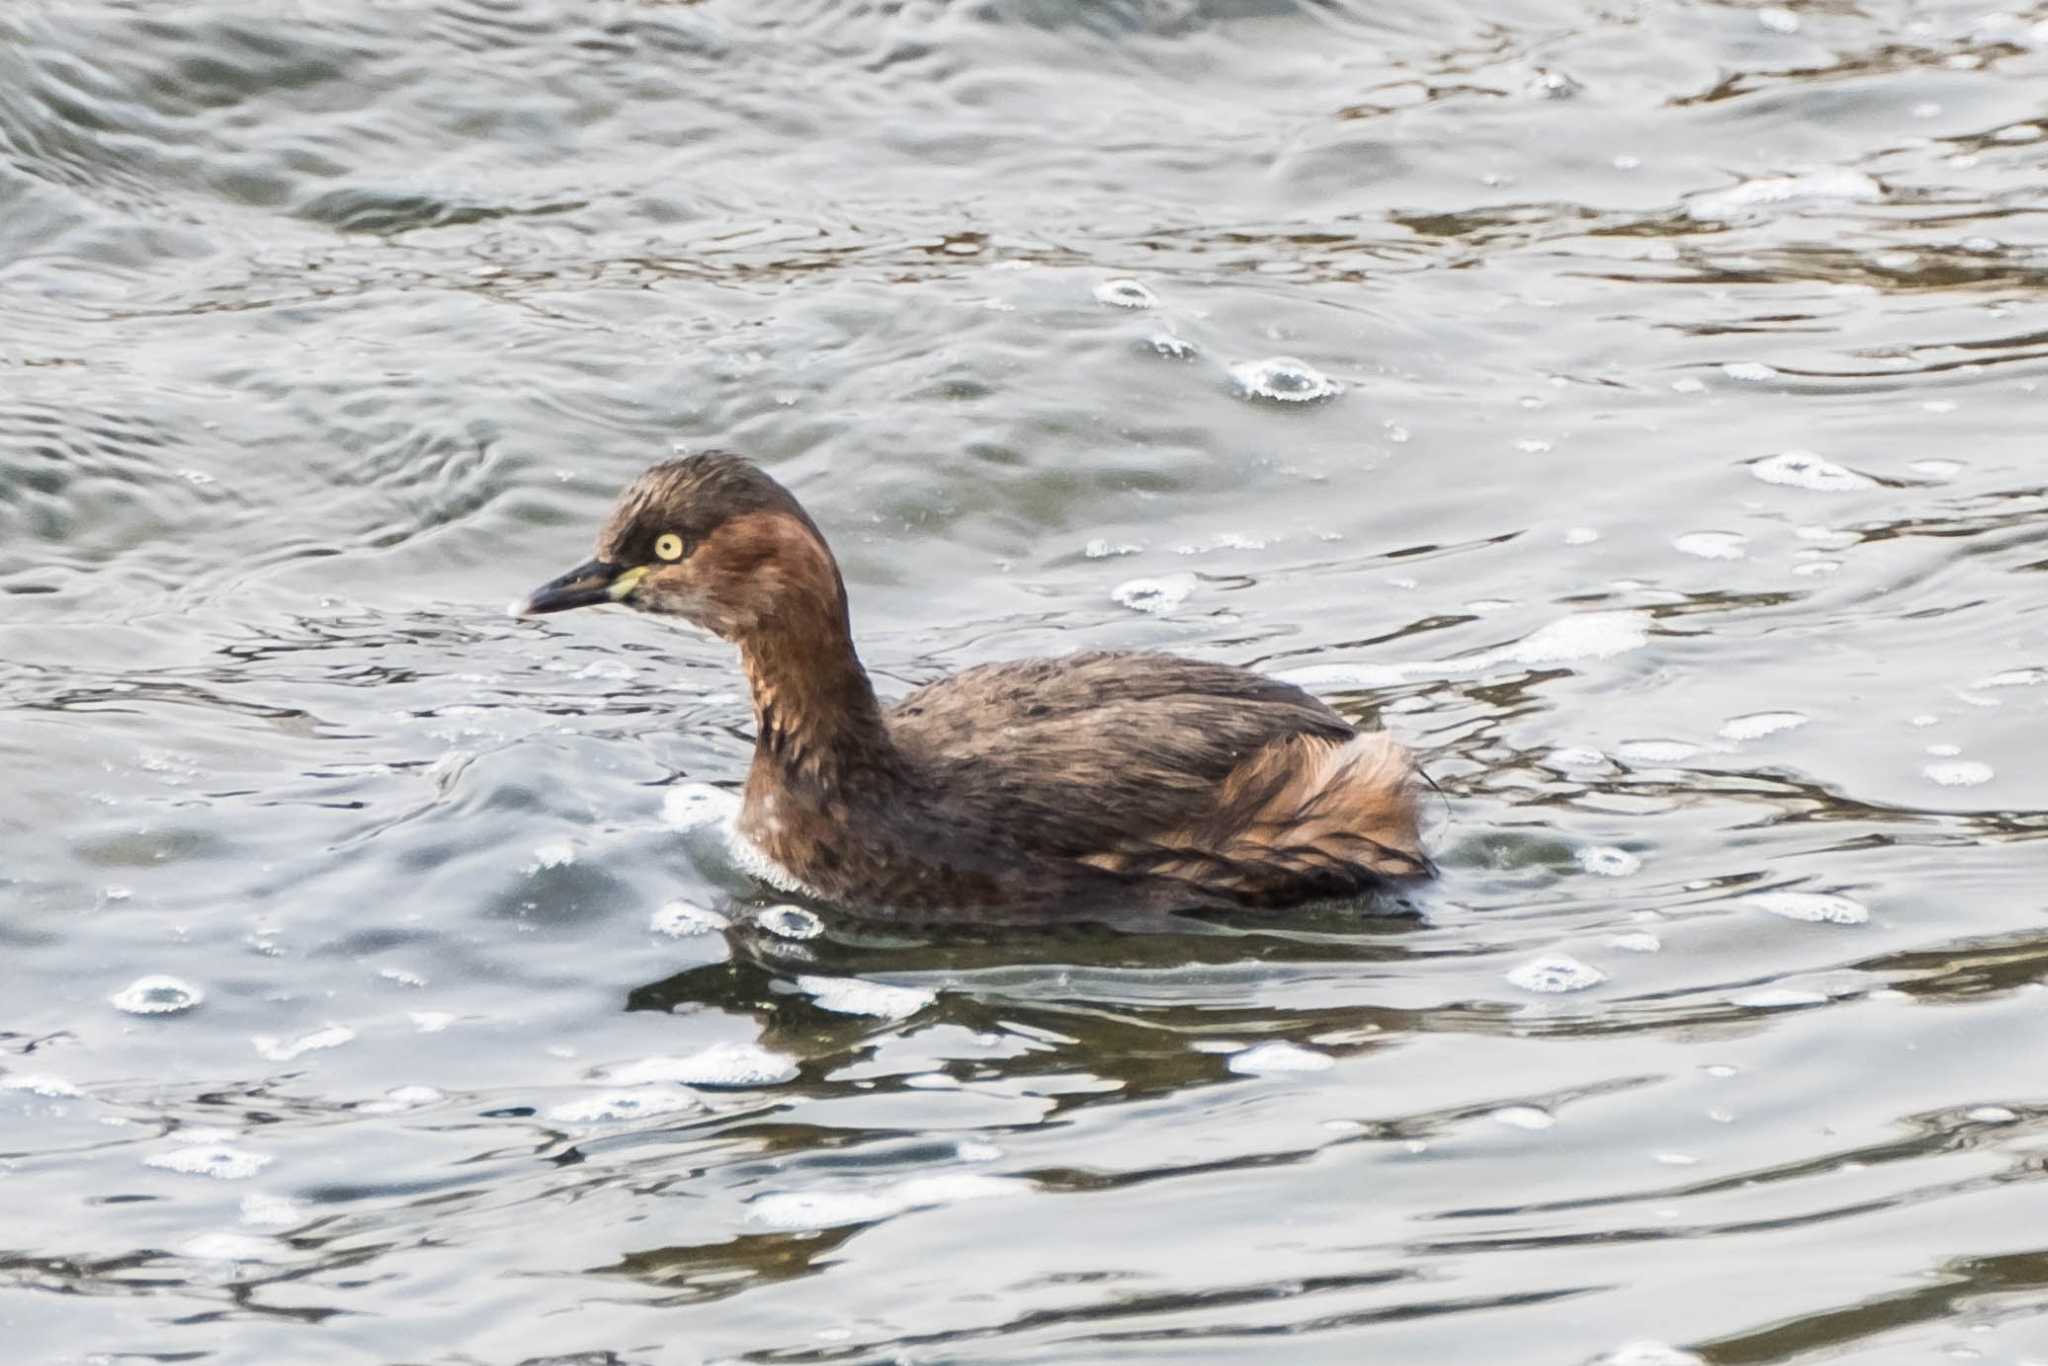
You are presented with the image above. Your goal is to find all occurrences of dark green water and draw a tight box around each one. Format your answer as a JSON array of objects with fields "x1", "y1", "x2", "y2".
[{"x1": 4, "y1": 2, "x2": 2048, "y2": 1362}]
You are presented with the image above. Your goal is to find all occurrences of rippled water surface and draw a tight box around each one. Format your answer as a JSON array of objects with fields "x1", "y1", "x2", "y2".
[{"x1": 6, "y1": 2, "x2": 2048, "y2": 1362}]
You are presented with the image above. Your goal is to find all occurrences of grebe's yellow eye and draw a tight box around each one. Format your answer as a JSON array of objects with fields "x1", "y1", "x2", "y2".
[{"x1": 654, "y1": 532, "x2": 684, "y2": 562}]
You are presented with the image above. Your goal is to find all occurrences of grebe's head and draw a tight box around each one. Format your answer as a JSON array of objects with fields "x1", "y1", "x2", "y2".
[{"x1": 516, "y1": 453, "x2": 844, "y2": 640}]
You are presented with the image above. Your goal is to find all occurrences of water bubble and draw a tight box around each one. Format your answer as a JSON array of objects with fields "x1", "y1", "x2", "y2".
[
  {"x1": 1084, "y1": 538, "x2": 1141, "y2": 559},
  {"x1": 1718, "y1": 711, "x2": 1808, "y2": 741},
  {"x1": 1092, "y1": 278, "x2": 1157, "y2": 309},
  {"x1": 1500, "y1": 612, "x2": 1647, "y2": 664},
  {"x1": 179, "y1": 1232, "x2": 276, "y2": 1262},
  {"x1": 797, "y1": 975, "x2": 936, "y2": 1020},
  {"x1": 601, "y1": 1041, "x2": 800, "y2": 1088},
  {"x1": 1691, "y1": 169, "x2": 1881, "y2": 220},
  {"x1": 1746, "y1": 891, "x2": 1869, "y2": 925},
  {"x1": 1229, "y1": 356, "x2": 1343, "y2": 404},
  {"x1": 526, "y1": 839, "x2": 576, "y2": 872},
  {"x1": 1577, "y1": 846, "x2": 1642, "y2": 877},
  {"x1": 1144, "y1": 331, "x2": 1198, "y2": 360},
  {"x1": 1751, "y1": 451, "x2": 1871, "y2": 491},
  {"x1": 238, "y1": 1194, "x2": 303, "y2": 1228},
  {"x1": 652, "y1": 900, "x2": 730, "y2": 938},
  {"x1": 547, "y1": 1088, "x2": 701, "y2": 1124},
  {"x1": 1733, "y1": 987, "x2": 1829, "y2": 1008},
  {"x1": 1600, "y1": 1335, "x2": 1705, "y2": 1362},
  {"x1": 1616, "y1": 739, "x2": 1700, "y2": 764},
  {"x1": 253, "y1": 1025, "x2": 355, "y2": 1062},
  {"x1": 661, "y1": 782, "x2": 739, "y2": 831},
  {"x1": 1227, "y1": 1041, "x2": 1335, "y2": 1075},
  {"x1": 1507, "y1": 955, "x2": 1606, "y2": 993},
  {"x1": 112, "y1": 975, "x2": 203, "y2": 1015},
  {"x1": 358, "y1": 1085, "x2": 444, "y2": 1115},
  {"x1": 753, "y1": 904, "x2": 824, "y2": 940},
  {"x1": 1925, "y1": 760, "x2": 1993, "y2": 786},
  {"x1": 146, "y1": 1144, "x2": 272, "y2": 1180},
  {"x1": 1674, "y1": 531, "x2": 1747, "y2": 560},
  {"x1": 1721, "y1": 361, "x2": 1780, "y2": 381},
  {"x1": 1113, "y1": 573, "x2": 1197, "y2": 615},
  {"x1": 745, "y1": 1173, "x2": 1021, "y2": 1231}
]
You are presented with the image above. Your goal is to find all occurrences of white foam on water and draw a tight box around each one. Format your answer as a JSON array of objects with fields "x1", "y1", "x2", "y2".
[
  {"x1": 1655, "y1": 1152, "x2": 1701, "y2": 1166},
  {"x1": 1092, "y1": 277, "x2": 1157, "y2": 309},
  {"x1": 1507, "y1": 955, "x2": 1606, "y2": 993},
  {"x1": 409, "y1": 1011, "x2": 456, "y2": 1034},
  {"x1": 1609, "y1": 932, "x2": 1663, "y2": 953},
  {"x1": 1976, "y1": 668, "x2": 2045, "y2": 688},
  {"x1": 1600, "y1": 1342, "x2": 1704, "y2": 1366},
  {"x1": 111, "y1": 975, "x2": 203, "y2": 1015},
  {"x1": 1967, "y1": 1105, "x2": 2019, "y2": 1123},
  {"x1": 1084, "y1": 538, "x2": 1141, "y2": 559},
  {"x1": 1690, "y1": 169, "x2": 1881, "y2": 220},
  {"x1": 1145, "y1": 331, "x2": 1198, "y2": 360},
  {"x1": 1721, "y1": 361, "x2": 1779, "y2": 381},
  {"x1": 1490, "y1": 1106, "x2": 1556, "y2": 1130},
  {"x1": 1564, "y1": 526, "x2": 1601, "y2": 544},
  {"x1": 1994, "y1": 123, "x2": 2043, "y2": 141},
  {"x1": 146, "y1": 1144, "x2": 273, "y2": 1180},
  {"x1": 1545, "y1": 747, "x2": 1608, "y2": 771},
  {"x1": 1733, "y1": 987, "x2": 1829, "y2": 1008},
  {"x1": 1112, "y1": 573, "x2": 1197, "y2": 615},
  {"x1": 253, "y1": 1025, "x2": 355, "y2": 1062},
  {"x1": 1718, "y1": 711, "x2": 1808, "y2": 741},
  {"x1": 1756, "y1": 5, "x2": 1800, "y2": 32},
  {"x1": 797, "y1": 975, "x2": 936, "y2": 1020},
  {"x1": 179, "y1": 1232, "x2": 277, "y2": 1262},
  {"x1": 359, "y1": 1085, "x2": 445, "y2": 1115},
  {"x1": 1577, "y1": 846, "x2": 1642, "y2": 877},
  {"x1": 955, "y1": 1139, "x2": 1004, "y2": 1161},
  {"x1": 1, "y1": 1074, "x2": 82, "y2": 1098},
  {"x1": 1615, "y1": 739, "x2": 1702, "y2": 765},
  {"x1": 1926, "y1": 743, "x2": 1961, "y2": 757},
  {"x1": 1925, "y1": 760, "x2": 1993, "y2": 786},
  {"x1": 1280, "y1": 611, "x2": 1647, "y2": 692},
  {"x1": 1751, "y1": 451, "x2": 1871, "y2": 491},
  {"x1": 547, "y1": 1088, "x2": 701, "y2": 1124},
  {"x1": 526, "y1": 839, "x2": 576, "y2": 872},
  {"x1": 661, "y1": 782, "x2": 740, "y2": 832},
  {"x1": 1674, "y1": 531, "x2": 1747, "y2": 560},
  {"x1": 1229, "y1": 356, "x2": 1343, "y2": 404},
  {"x1": 651, "y1": 900, "x2": 730, "y2": 938},
  {"x1": 1189, "y1": 1039, "x2": 1248, "y2": 1055},
  {"x1": 745, "y1": 1173, "x2": 1023, "y2": 1231},
  {"x1": 601, "y1": 1041, "x2": 800, "y2": 1088},
  {"x1": 1498, "y1": 612, "x2": 1647, "y2": 664},
  {"x1": 1227, "y1": 1041, "x2": 1335, "y2": 1075},
  {"x1": 1746, "y1": 891, "x2": 1869, "y2": 925},
  {"x1": 1671, "y1": 376, "x2": 1708, "y2": 393},
  {"x1": 239, "y1": 1193, "x2": 304, "y2": 1228},
  {"x1": 730, "y1": 837, "x2": 830, "y2": 900}
]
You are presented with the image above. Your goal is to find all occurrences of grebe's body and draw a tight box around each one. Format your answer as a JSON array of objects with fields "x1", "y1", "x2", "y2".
[{"x1": 520, "y1": 455, "x2": 1429, "y2": 923}]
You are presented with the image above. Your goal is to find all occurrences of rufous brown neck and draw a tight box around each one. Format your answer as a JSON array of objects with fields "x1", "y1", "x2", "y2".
[{"x1": 734, "y1": 578, "x2": 897, "y2": 789}]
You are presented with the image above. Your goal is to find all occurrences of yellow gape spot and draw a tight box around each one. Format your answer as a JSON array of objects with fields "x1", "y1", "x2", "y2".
[{"x1": 655, "y1": 533, "x2": 684, "y2": 561}]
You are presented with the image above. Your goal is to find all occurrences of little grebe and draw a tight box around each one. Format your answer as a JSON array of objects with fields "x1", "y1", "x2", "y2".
[{"x1": 518, "y1": 455, "x2": 1431, "y2": 923}]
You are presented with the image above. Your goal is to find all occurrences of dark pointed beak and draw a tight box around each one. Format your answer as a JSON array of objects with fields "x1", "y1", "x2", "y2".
[{"x1": 513, "y1": 559, "x2": 644, "y2": 616}]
